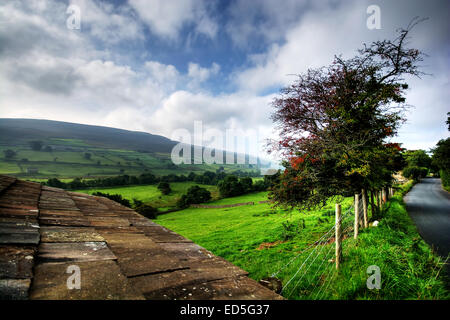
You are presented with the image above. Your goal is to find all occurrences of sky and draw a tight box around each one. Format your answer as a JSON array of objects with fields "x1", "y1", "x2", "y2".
[{"x1": 0, "y1": 0, "x2": 448, "y2": 161}]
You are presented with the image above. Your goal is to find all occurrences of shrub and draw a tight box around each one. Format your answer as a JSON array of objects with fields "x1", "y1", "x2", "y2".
[
  {"x1": 29, "y1": 140, "x2": 43, "y2": 151},
  {"x1": 46, "y1": 178, "x2": 66, "y2": 189},
  {"x1": 177, "y1": 185, "x2": 212, "y2": 208},
  {"x1": 402, "y1": 166, "x2": 428, "y2": 181},
  {"x1": 3, "y1": 149, "x2": 16, "y2": 159},
  {"x1": 92, "y1": 191, "x2": 131, "y2": 208},
  {"x1": 157, "y1": 182, "x2": 171, "y2": 195},
  {"x1": 135, "y1": 204, "x2": 158, "y2": 219}
]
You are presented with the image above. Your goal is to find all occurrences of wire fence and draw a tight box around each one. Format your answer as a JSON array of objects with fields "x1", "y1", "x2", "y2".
[{"x1": 270, "y1": 191, "x2": 375, "y2": 300}]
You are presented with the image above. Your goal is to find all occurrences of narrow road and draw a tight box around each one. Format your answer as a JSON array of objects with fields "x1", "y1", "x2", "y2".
[{"x1": 404, "y1": 178, "x2": 450, "y2": 258}]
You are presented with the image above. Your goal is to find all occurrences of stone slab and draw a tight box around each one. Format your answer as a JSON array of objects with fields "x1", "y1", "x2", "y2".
[
  {"x1": 30, "y1": 261, "x2": 144, "y2": 300},
  {"x1": 0, "y1": 279, "x2": 31, "y2": 300},
  {"x1": 0, "y1": 246, "x2": 36, "y2": 279},
  {"x1": 38, "y1": 242, "x2": 117, "y2": 262},
  {"x1": 40, "y1": 227, "x2": 105, "y2": 243}
]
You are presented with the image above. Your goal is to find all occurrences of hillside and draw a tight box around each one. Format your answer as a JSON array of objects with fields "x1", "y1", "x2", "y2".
[
  {"x1": 0, "y1": 118, "x2": 177, "y2": 153},
  {"x1": 0, "y1": 118, "x2": 261, "y2": 179}
]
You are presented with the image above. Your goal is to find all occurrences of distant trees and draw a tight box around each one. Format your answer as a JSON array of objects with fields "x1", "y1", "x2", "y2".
[
  {"x1": 432, "y1": 138, "x2": 450, "y2": 189},
  {"x1": 92, "y1": 191, "x2": 131, "y2": 208},
  {"x1": 177, "y1": 186, "x2": 212, "y2": 208},
  {"x1": 43, "y1": 146, "x2": 53, "y2": 152},
  {"x1": 134, "y1": 203, "x2": 158, "y2": 219},
  {"x1": 29, "y1": 140, "x2": 43, "y2": 151},
  {"x1": 402, "y1": 150, "x2": 431, "y2": 181},
  {"x1": 84, "y1": 152, "x2": 92, "y2": 160},
  {"x1": 157, "y1": 182, "x2": 171, "y2": 195},
  {"x1": 3, "y1": 149, "x2": 16, "y2": 159}
]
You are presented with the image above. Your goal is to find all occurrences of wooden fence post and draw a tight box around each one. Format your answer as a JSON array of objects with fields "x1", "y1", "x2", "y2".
[
  {"x1": 377, "y1": 190, "x2": 382, "y2": 208},
  {"x1": 335, "y1": 203, "x2": 342, "y2": 270},
  {"x1": 362, "y1": 189, "x2": 368, "y2": 228},
  {"x1": 354, "y1": 193, "x2": 359, "y2": 239}
]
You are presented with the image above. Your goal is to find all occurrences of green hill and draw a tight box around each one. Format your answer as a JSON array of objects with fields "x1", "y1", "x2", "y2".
[{"x1": 0, "y1": 118, "x2": 261, "y2": 179}]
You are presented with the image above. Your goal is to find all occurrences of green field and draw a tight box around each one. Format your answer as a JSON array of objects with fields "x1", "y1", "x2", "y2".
[
  {"x1": 76, "y1": 182, "x2": 220, "y2": 210},
  {"x1": 0, "y1": 144, "x2": 255, "y2": 179},
  {"x1": 154, "y1": 186, "x2": 448, "y2": 300}
]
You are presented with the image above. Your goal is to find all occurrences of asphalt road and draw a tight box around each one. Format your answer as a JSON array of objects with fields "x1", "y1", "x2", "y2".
[{"x1": 404, "y1": 178, "x2": 450, "y2": 258}]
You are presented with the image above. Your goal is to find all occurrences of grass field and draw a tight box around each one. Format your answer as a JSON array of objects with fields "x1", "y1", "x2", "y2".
[
  {"x1": 154, "y1": 185, "x2": 449, "y2": 300},
  {"x1": 76, "y1": 182, "x2": 220, "y2": 210},
  {"x1": 0, "y1": 142, "x2": 256, "y2": 179}
]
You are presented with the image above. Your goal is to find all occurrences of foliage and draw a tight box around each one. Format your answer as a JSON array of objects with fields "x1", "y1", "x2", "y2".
[
  {"x1": 403, "y1": 149, "x2": 432, "y2": 168},
  {"x1": 3, "y1": 149, "x2": 16, "y2": 159},
  {"x1": 402, "y1": 166, "x2": 428, "y2": 181},
  {"x1": 91, "y1": 191, "x2": 131, "y2": 208},
  {"x1": 218, "y1": 175, "x2": 246, "y2": 197},
  {"x1": 134, "y1": 203, "x2": 158, "y2": 219},
  {"x1": 29, "y1": 140, "x2": 43, "y2": 151},
  {"x1": 157, "y1": 181, "x2": 172, "y2": 195},
  {"x1": 177, "y1": 185, "x2": 212, "y2": 208},
  {"x1": 268, "y1": 21, "x2": 424, "y2": 210},
  {"x1": 432, "y1": 138, "x2": 450, "y2": 188}
]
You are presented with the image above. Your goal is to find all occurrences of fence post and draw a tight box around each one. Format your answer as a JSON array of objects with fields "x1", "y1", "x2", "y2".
[
  {"x1": 362, "y1": 189, "x2": 368, "y2": 228},
  {"x1": 377, "y1": 190, "x2": 382, "y2": 208},
  {"x1": 354, "y1": 193, "x2": 359, "y2": 239},
  {"x1": 335, "y1": 203, "x2": 342, "y2": 270}
]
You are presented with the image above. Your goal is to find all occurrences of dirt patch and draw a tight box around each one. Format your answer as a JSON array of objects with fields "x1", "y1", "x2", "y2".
[{"x1": 257, "y1": 240, "x2": 285, "y2": 250}]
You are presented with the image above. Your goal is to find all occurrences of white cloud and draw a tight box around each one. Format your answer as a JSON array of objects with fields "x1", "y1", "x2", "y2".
[
  {"x1": 70, "y1": 0, "x2": 144, "y2": 44},
  {"x1": 187, "y1": 62, "x2": 220, "y2": 83},
  {"x1": 128, "y1": 0, "x2": 217, "y2": 40}
]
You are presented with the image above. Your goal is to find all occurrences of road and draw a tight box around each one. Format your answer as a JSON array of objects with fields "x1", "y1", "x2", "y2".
[{"x1": 404, "y1": 178, "x2": 450, "y2": 258}]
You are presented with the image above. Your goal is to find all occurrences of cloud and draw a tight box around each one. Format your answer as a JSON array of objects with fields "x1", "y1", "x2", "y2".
[
  {"x1": 187, "y1": 62, "x2": 220, "y2": 84},
  {"x1": 0, "y1": 0, "x2": 448, "y2": 159},
  {"x1": 70, "y1": 0, "x2": 144, "y2": 44},
  {"x1": 128, "y1": 0, "x2": 217, "y2": 40}
]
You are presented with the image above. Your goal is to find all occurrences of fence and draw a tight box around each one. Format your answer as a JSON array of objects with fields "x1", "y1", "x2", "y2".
[{"x1": 270, "y1": 186, "x2": 393, "y2": 299}]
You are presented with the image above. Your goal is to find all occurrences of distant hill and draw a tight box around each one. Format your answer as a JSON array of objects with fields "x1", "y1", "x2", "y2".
[
  {"x1": 0, "y1": 118, "x2": 268, "y2": 179},
  {"x1": 0, "y1": 118, "x2": 177, "y2": 153}
]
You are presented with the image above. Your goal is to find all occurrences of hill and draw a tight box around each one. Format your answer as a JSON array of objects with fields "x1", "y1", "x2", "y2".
[
  {"x1": 0, "y1": 118, "x2": 177, "y2": 153},
  {"x1": 0, "y1": 118, "x2": 261, "y2": 179}
]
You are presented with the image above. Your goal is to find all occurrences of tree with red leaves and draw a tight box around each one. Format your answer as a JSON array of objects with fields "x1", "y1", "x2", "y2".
[{"x1": 268, "y1": 19, "x2": 424, "y2": 210}]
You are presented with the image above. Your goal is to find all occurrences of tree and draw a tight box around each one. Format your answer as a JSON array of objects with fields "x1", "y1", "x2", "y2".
[
  {"x1": 432, "y1": 138, "x2": 450, "y2": 188},
  {"x1": 177, "y1": 185, "x2": 211, "y2": 208},
  {"x1": 268, "y1": 20, "x2": 424, "y2": 210},
  {"x1": 43, "y1": 146, "x2": 53, "y2": 152},
  {"x1": 402, "y1": 149, "x2": 431, "y2": 181},
  {"x1": 84, "y1": 152, "x2": 92, "y2": 160},
  {"x1": 134, "y1": 204, "x2": 158, "y2": 219},
  {"x1": 3, "y1": 149, "x2": 16, "y2": 159},
  {"x1": 157, "y1": 182, "x2": 171, "y2": 195},
  {"x1": 218, "y1": 175, "x2": 244, "y2": 197},
  {"x1": 447, "y1": 112, "x2": 450, "y2": 131},
  {"x1": 29, "y1": 140, "x2": 43, "y2": 151},
  {"x1": 240, "y1": 177, "x2": 253, "y2": 193}
]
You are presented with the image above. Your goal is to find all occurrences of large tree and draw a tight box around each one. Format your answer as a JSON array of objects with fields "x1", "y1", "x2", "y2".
[{"x1": 268, "y1": 20, "x2": 424, "y2": 210}]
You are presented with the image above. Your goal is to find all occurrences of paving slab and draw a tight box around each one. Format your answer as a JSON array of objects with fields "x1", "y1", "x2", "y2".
[
  {"x1": 40, "y1": 227, "x2": 105, "y2": 243},
  {"x1": 37, "y1": 242, "x2": 117, "y2": 262},
  {"x1": 0, "y1": 207, "x2": 39, "y2": 218},
  {"x1": 0, "y1": 225, "x2": 40, "y2": 245},
  {"x1": 139, "y1": 275, "x2": 283, "y2": 300},
  {"x1": 39, "y1": 216, "x2": 91, "y2": 227},
  {"x1": 30, "y1": 261, "x2": 144, "y2": 300},
  {"x1": 0, "y1": 279, "x2": 31, "y2": 300},
  {"x1": 86, "y1": 216, "x2": 130, "y2": 228},
  {"x1": 0, "y1": 246, "x2": 36, "y2": 279},
  {"x1": 137, "y1": 225, "x2": 194, "y2": 243}
]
